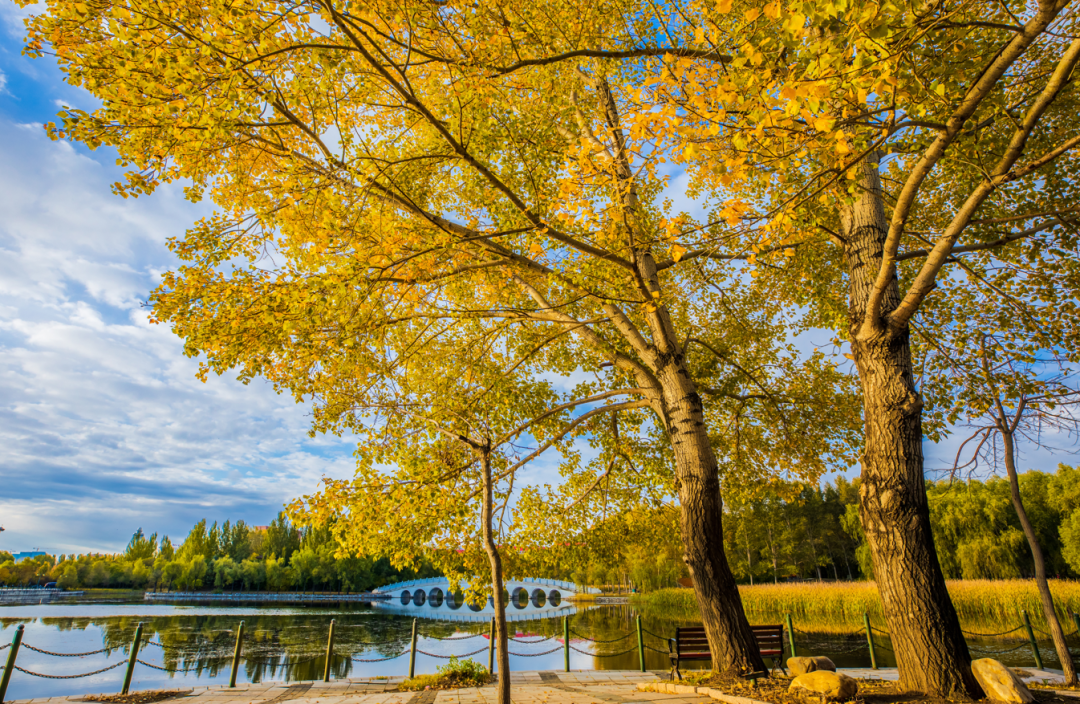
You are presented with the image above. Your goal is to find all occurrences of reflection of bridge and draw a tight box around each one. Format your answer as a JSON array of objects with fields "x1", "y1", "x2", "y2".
[
  {"x1": 371, "y1": 577, "x2": 599, "y2": 622},
  {"x1": 372, "y1": 578, "x2": 599, "y2": 609}
]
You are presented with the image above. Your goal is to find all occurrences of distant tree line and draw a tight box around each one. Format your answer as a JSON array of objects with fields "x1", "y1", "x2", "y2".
[
  {"x1": 0, "y1": 512, "x2": 436, "y2": 591},
  {"x1": 591, "y1": 464, "x2": 1080, "y2": 589}
]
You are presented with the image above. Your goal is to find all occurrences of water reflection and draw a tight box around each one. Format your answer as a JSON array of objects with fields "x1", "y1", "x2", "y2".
[
  {"x1": 0, "y1": 599, "x2": 1062, "y2": 702},
  {"x1": 373, "y1": 592, "x2": 576, "y2": 622}
]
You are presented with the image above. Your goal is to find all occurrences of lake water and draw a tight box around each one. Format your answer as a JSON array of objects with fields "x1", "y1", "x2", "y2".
[{"x1": 0, "y1": 597, "x2": 1059, "y2": 700}]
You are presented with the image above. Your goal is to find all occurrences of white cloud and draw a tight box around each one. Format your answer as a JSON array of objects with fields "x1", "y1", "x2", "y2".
[{"x1": 0, "y1": 119, "x2": 358, "y2": 555}]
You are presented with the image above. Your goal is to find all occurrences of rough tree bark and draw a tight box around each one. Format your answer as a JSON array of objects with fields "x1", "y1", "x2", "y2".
[
  {"x1": 480, "y1": 449, "x2": 511, "y2": 704},
  {"x1": 841, "y1": 155, "x2": 982, "y2": 698},
  {"x1": 659, "y1": 358, "x2": 767, "y2": 674},
  {"x1": 998, "y1": 415, "x2": 1078, "y2": 684}
]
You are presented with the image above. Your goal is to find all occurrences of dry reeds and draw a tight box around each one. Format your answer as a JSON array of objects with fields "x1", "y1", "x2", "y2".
[{"x1": 634, "y1": 580, "x2": 1080, "y2": 631}]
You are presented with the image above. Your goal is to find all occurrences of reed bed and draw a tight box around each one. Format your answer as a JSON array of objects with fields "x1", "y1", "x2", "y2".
[{"x1": 633, "y1": 580, "x2": 1080, "y2": 633}]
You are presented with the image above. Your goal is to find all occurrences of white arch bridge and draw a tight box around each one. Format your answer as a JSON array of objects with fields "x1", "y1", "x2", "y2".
[{"x1": 372, "y1": 577, "x2": 599, "y2": 614}]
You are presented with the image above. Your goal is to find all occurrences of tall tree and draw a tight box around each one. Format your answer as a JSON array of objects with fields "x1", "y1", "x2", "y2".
[
  {"x1": 642, "y1": 0, "x2": 1080, "y2": 694},
  {"x1": 24, "y1": 0, "x2": 860, "y2": 674}
]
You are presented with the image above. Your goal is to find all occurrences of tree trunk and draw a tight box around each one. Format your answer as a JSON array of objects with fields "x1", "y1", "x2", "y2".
[
  {"x1": 1000, "y1": 425, "x2": 1077, "y2": 683},
  {"x1": 658, "y1": 364, "x2": 766, "y2": 674},
  {"x1": 480, "y1": 450, "x2": 511, "y2": 704},
  {"x1": 841, "y1": 155, "x2": 982, "y2": 698}
]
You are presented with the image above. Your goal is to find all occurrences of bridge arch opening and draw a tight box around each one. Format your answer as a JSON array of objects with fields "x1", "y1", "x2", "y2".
[
  {"x1": 446, "y1": 591, "x2": 463, "y2": 610},
  {"x1": 548, "y1": 589, "x2": 561, "y2": 606},
  {"x1": 511, "y1": 587, "x2": 528, "y2": 609},
  {"x1": 400, "y1": 590, "x2": 411, "y2": 606},
  {"x1": 413, "y1": 589, "x2": 427, "y2": 606},
  {"x1": 530, "y1": 588, "x2": 546, "y2": 607},
  {"x1": 428, "y1": 588, "x2": 443, "y2": 607}
]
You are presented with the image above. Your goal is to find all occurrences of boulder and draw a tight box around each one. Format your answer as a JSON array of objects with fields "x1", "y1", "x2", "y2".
[
  {"x1": 788, "y1": 671, "x2": 858, "y2": 701},
  {"x1": 787, "y1": 656, "x2": 837, "y2": 676},
  {"x1": 972, "y1": 659, "x2": 1035, "y2": 704}
]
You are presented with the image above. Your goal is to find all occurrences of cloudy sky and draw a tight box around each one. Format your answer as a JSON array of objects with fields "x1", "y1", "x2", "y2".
[
  {"x1": 0, "y1": 5, "x2": 363, "y2": 554},
  {"x1": 0, "y1": 5, "x2": 1073, "y2": 557}
]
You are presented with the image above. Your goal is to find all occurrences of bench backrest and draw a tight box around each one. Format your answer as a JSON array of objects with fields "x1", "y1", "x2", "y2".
[{"x1": 673, "y1": 625, "x2": 785, "y2": 656}]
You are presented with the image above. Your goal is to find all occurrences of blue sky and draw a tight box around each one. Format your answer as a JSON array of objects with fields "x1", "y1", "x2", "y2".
[
  {"x1": 0, "y1": 4, "x2": 1073, "y2": 557},
  {"x1": 0, "y1": 4, "x2": 361, "y2": 554}
]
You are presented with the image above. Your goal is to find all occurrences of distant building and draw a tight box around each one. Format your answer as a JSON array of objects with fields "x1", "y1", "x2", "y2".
[{"x1": 12, "y1": 551, "x2": 46, "y2": 563}]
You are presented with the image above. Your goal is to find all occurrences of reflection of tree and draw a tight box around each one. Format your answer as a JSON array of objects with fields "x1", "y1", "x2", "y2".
[{"x1": 32, "y1": 606, "x2": 677, "y2": 681}]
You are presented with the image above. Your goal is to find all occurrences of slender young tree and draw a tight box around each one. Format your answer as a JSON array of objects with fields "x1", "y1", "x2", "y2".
[{"x1": 944, "y1": 338, "x2": 1080, "y2": 684}]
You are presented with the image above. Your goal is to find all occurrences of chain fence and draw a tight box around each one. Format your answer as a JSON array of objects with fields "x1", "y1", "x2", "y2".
[
  {"x1": 962, "y1": 626, "x2": 1025, "y2": 637},
  {"x1": 136, "y1": 658, "x2": 228, "y2": 673},
  {"x1": 507, "y1": 646, "x2": 564, "y2": 657},
  {"x1": 22, "y1": 643, "x2": 111, "y2": 657},
  {"x1": 571, "y1": 631, "x2": 631, "y2": 644},
  {"x1": 345, "y1": 650, "x2": 410, "y2": 663},
  {"x1": 12, "y1": 661, "x2": 126, "y2": 679},
  {"x1": 416, "y1": 647, "x2": 489, "y2": 659}
]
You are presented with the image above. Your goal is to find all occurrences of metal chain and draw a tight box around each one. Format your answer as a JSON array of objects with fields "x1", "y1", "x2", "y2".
[
  {"x1": 22, "y1": 643, "x2": 110, "y2": 657},
  {"x1": 509, "y1": 635, "x2": 555, "y2": 643},
  {"x1": 871, "y1": 627, "x2": 891, "y2": 637},
  {"x1": 645, "y1": 645, "x2": 669, "y2": 654},
  {"x1": 643, "y1": 630, "x2": 669, "y2": 641},
  {"x1": 969, "y1": 642, "x2": 1032, "y2": 654},
  {"x1": 416, "y1": 647, "x2": 489, "y2": 659},
  {"x1": 0, "y1": 644, "x2": 9, "y2": 651},
  {"x1": 427, "y1": 633, "x2": 484, "y2": 641},
  {"x1": 570, "y1": 631, "x2": 631, "y2": 644},
  {"x1": 13, "y1": 661, "x2": 126, "y2": 679},
  {"x1": 962, "y1": 626, "x2": 1024, "y2": 637},
  {"x1": 567, "y1": 644, "x2": 638, "y2": 658},
  {"x1": 349, "y1": 650, "x2": 410, "y2": 663},
  {"x1": 508, "y1": 646, "x2": 564, "y2": 657},
  {"x1": 142, "y1": 640, "x2": 165, "y2": 648},
  {"x1": 136, "y1": 658, "x2": 226, "y2": 673}
]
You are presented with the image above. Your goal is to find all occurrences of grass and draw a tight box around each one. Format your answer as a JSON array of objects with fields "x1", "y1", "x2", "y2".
[
  {"x1": 398, "y1": 656, "x2": 491, "y2": 691},
  {"x1": 633, "y1": 580, "x2": 1080, "y2": 632}
]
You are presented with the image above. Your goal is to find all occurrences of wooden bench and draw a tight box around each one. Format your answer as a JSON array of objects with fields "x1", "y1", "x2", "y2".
[{"x1": 667, "y1": 625, "x2": 787, "y2": 680}]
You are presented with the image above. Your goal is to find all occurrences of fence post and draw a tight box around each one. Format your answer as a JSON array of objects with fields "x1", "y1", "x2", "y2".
[
  {"x1": 785, "y1": 613, "x2": 796, "y2": 658},
  {"x1": 323, "y1": 619, "x2": 336, "y2": 683},
  {"x1": 0, "y1": 624, "x2": 24, "y2": 704},
  {"x1": 862, "y1": 612, "x2": 877, "y2": 671},
  {"x1": 636, "y1": 615, "x2": 645, "y2": 672},
  {"x1": 121, "y1": 622, "x2": 144, "y2": 695},
  {"x1": 563, "y1": 615, "x2": 570, "y2": 672},
  {"x1": 408, "y1": 618, "x2": 418, "y2": 679},
  {"x1": 229, "y1": 621, "x2": 245, "y2": 688},
  {"x1": 1021, "y1": 610, "x2": 1043, "y2": 670},
  {"x1": 488, "y1": 617, "x2": 495, "y2": 674}
]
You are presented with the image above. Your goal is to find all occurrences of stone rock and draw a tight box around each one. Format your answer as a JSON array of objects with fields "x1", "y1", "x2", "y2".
[
  {"x1": 636, "y1": 682, "x2": 652, "y2": 691},
  {"x1": 972, "y1": 658, "x2": 1035, "y2": 704},
  {"x1": 788, "y1": 671, "x2": 859, "y2": 701},
  {"x1": 673, "y1": 684, "x2": 700, "y2": 695},
  {"x1": 787, "y1": 656, "x2": 837, "y2": 676}
]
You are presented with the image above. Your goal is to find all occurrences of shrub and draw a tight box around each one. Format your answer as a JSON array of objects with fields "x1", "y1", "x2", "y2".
[{"x1": 399, "y1": 656, "x2": 491, "y2": 691}]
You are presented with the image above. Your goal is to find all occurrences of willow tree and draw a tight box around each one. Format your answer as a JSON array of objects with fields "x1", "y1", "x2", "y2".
[
  {"x1": 24, "y1": 0, "x2": 860, "y2": 674},
  {"x1": 627, "y1": 0, "x2": 1080, "y2": 695}
]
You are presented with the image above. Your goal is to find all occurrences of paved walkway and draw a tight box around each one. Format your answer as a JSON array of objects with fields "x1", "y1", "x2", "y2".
[{"x1": 8, "y1": 668, "x2": 1071, "y2": 704}]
